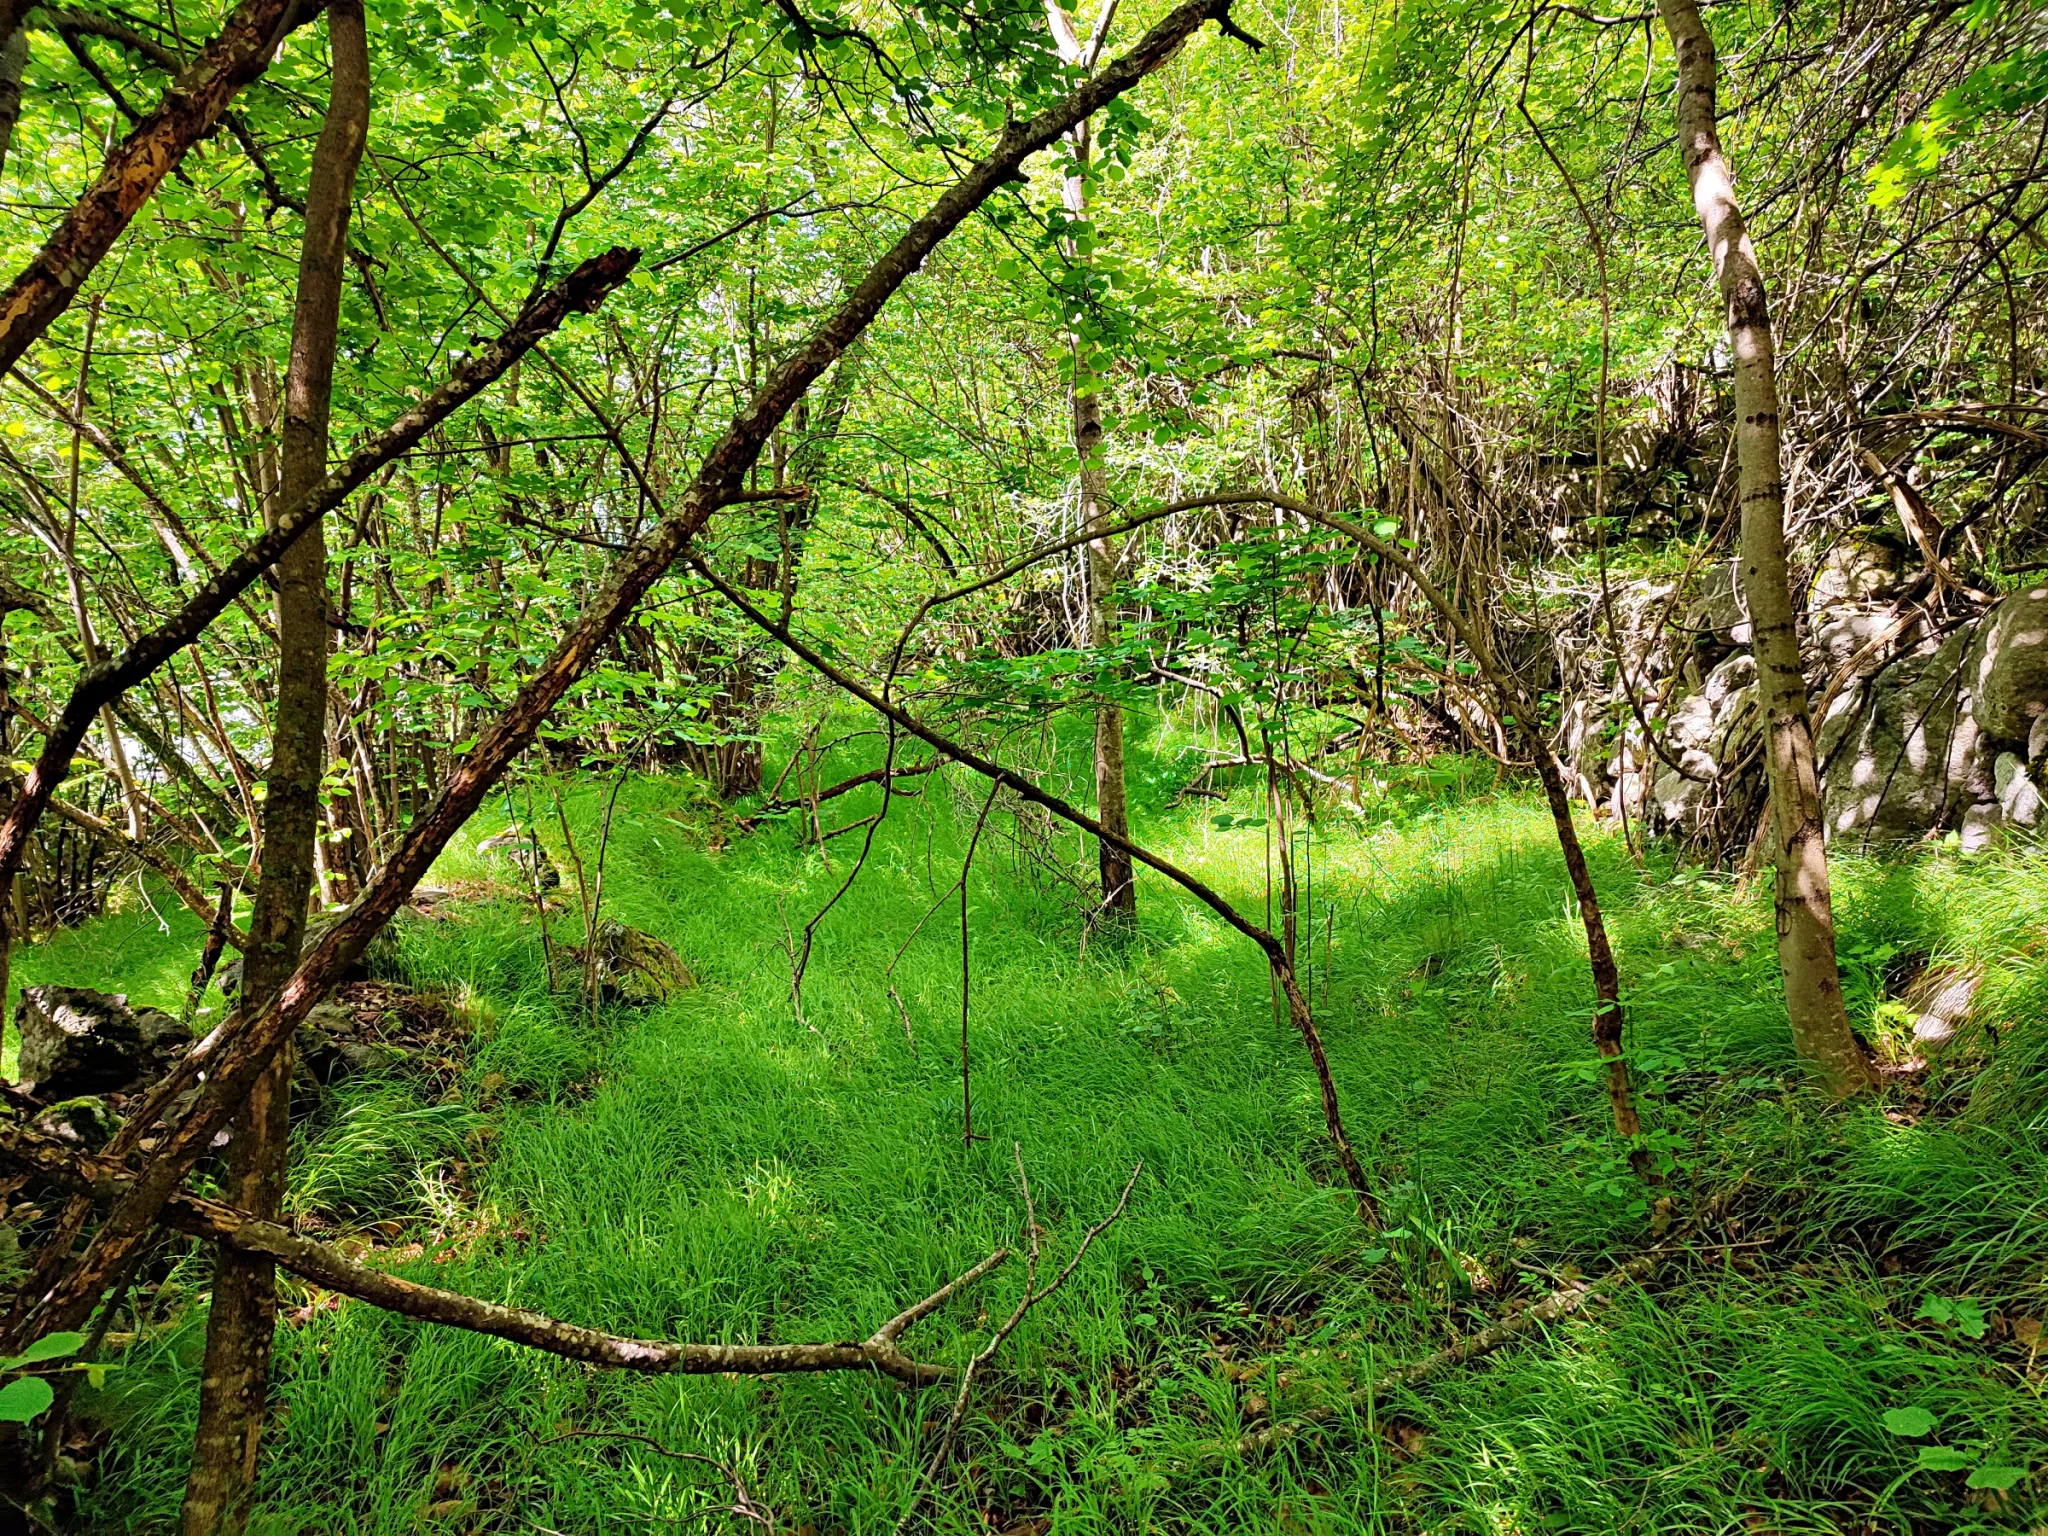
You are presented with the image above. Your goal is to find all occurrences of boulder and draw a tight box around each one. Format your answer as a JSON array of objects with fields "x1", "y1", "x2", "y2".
[
  {"x1": 30, "y1": 1095, "x2": 122, "y2": 1151},
  {"x1": 1648, "y1": 653, "x2": 1758, "y2": 832},
  {"x1": 1820, "y1": 627, "x2": 1981, "y2": 843},
  {"x1": 1967, "y1": 585, "x2": 2048, "y2": 746},
  {"x1": 571, "y1": 920, "x2": 695, "y2": 1006},
  {"x1": 217, "y1": 915, "x2": 401, "y2": 998},
  {"x1": 15, "y1": 987, "x2": 189, "y2": 1098},
  {"x1": 1906, "y1": 966, "x2": 1979, "y2": 1056},
  {"x1": 1961, "y1": 801, "x2": 2003, "y2": 854},
  {"x1": 1810, "y1": 534, "x2": 1906, "y2": 607},
  {"x1": 294, "y1": 999, "x2": 410, "y2": 1085},
  {"x1": 477, "y1": 827, "x2": 562, "y2": 890},
  {"x1": 1694, "y1": 562, "x2": 1749, "y2": 644},
  {"x1": 1995, "y1": 752, "x2": 2044, "y2": 829}
]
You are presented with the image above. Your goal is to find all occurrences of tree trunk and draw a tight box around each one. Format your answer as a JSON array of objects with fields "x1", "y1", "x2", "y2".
[
  {"x1": 0, "y1": 0, "x2": 30, "y2": 181},
  {"x1": 181, "y1": 6, "x2": 367, "y2": 1529},
  {"x1": 1048, "y1": 0, "x2": 1136, "y2": 922},
  {"x1": 1654, "y1": 0, "x2": 1874, "y2": 1095}
]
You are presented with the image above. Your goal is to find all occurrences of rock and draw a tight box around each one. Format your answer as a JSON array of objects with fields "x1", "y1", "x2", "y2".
[
  {"x1": 1996, "y1": 752, "x2": 2044, "y2": 829},
  {"x1": 1968, "y1": 585, "x2": 2048, "y2": 745},
  {"x1": 1815, "y1": 606, "x2": 1916, "y2": 671},
  {"x1": 1694, "y1": 562, "x2": 1750, "y2": 643},
  {"x1": 217, "y1": 916, "x2": 401, "y2": 998},
  {"x1": 1810, "y1": 534, "x2": 1905, "y2": 606},
  {"x1": 15, "y1": 987, "x2": 190, "y2": 1098},
  {"x1": 2031, "y1": 715, "x2": 2048, "y2": 766},
  {"x1": 1961, "y1": 801, "x2": 2003, "y2": 853},
  {"x1": 571, "y1": 920, "x2": 695, "y2": 1006},
  {"x1": 1820, "y1": 626, "x2": 1981, "y2": 843},
  {"x1": 478, "y1": 828, "x2": 562, "y2": 890},
  {"x1": 30, "y1": 1095, "x2": 122, "y2": 1151},
  {"x1": 294, "y1": 999, "x2": 409, "y2": 1084},
  {"x1": 1907, "y1": 965, "x2": 1979, "y2": 1056}
]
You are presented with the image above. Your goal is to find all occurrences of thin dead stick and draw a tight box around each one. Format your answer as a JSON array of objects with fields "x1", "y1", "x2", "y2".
[
  {"x1": 586, "y1": 759, "x2": 631, "y2": 1026},
  {"x1": 959, "y1": 777, "x2": 1003, "y2": 1146},
  {"x1": 520, "y1": 771, "x2": 559, "y2": 991},
  {"x1": 1211, "y1": 1202, "x2": 1744, "y2": 1463},
  {"x1": 789, "y1": 719, "x2": 904, "y2": 1012},
  {"x1": 549, "y1": 778, "x2": 594, "y2": 997},
  {"x1": 897, "y1": 1151, "x2": 1142, "y2": 1533}
]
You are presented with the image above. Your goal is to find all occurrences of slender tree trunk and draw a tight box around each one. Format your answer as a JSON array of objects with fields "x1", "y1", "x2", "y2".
[
  {"x1": 181, "y1": 6, "x2": 367, "y2": 1529},
  {"x1": 1654, "y1": 0, "x2": 1874, "y2": 1095},
  {"x1": 1048, "y1": 0, "x2": 1136, "y2": 922},
  {"x1": 0, "y1": 0, "x2": 31, "y2": 182}
]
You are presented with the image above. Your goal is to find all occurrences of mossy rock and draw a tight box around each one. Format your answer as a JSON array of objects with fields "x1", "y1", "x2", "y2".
[{"x1": 572, "y1": 920, "x2": 695, "y2": 1006}]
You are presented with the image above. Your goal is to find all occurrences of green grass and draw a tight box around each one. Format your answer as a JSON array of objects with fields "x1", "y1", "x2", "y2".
[{"x1": 52, "y1": 721, "x2": 2048, "y2": 1533}]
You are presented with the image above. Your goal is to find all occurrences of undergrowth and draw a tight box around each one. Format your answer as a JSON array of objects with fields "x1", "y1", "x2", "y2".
[{"x1": 37, "y1": 719, "x2": 2048, "y2": 1534}]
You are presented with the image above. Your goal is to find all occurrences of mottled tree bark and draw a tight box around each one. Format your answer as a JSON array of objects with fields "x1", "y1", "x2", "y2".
[
  {"x1": 1655, "y1": 0, "x2": 1874, "y2": 1095},
  {"x1": 181, "y1": 6, "x2": 366, "y2": 1528},
  {"x1": 0, "y1": 0, "x2": 32, "y2": 182},
  {"x1": 0, "y1": 0, "x2": 319, "y2": 377}
]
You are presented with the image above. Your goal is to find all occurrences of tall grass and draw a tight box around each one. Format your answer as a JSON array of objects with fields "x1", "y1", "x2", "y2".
[{"x1": 62, "y1": 719, "x2": 2048, "y2": 1533}]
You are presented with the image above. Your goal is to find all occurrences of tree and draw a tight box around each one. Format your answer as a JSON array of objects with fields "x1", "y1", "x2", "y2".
[{"x1": 1654, "y1": 0, "x2": 1876, "y2": 1095}]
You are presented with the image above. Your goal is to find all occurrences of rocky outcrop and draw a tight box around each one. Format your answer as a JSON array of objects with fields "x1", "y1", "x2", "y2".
[
  {"x1": 15, "y1": 987, "x2": 189, "y2": 1099},
  {"x1": 1562, "y1": 562, "x2": 2048, "y2": 854}
]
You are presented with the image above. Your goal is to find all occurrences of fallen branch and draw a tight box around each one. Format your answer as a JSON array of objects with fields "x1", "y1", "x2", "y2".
[
  {"x1": 0, "y1": 1125, "x2": 1005, "y2": 1387},
  {"x1": 898, "y1": 1151, "x2": 1141, "y2": 1531}
]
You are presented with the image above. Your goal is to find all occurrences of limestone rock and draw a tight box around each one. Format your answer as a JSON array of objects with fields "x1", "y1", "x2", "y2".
[
  {"x1": 478, "y1": 827, "x2": 562, "y2": 890},
  {"x1": 1995, "y1": 752, "x2": 2043, "y2": 829},
  {"x1": 1906, "y1": 966, "x2": 1979, "y2": 1056},
  {"x1": 30, "y1": 1095, "x2": 122, "y2": 1151},
  {"x1": 1961, "y1": 801, "x2": 2003, "y2": 854},
  {"x1": 15, "y1": 987, "x2": 189, "y2": 1098},
  {"x1": 1810, "y1": 534, "x2": 1905, "y2": 606},
  {"x1": 1820, "y1": 627, "x2": 1981, "y2": 843},
  {"x1": 1968, "y1": 585, "x2": 2048, "y2": 746},
  {"x1": 217, "y1": 915, "x2": 401, "y2": 998},
  {"x1": 1694, "y1": 562, "x2": 1750, "y2": 644}
]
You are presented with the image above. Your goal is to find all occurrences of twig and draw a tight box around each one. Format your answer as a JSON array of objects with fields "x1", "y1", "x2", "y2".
[{"x1": 896, "y1": 1153, "x2": 1142, "y2": 1532}]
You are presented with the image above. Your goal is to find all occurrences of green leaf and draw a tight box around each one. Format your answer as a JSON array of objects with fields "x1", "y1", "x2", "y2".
[
  {"x1": 1967, "y1": 1465, "x2": 2027, "y2": 1491},
  {"x1": 1883, "y1": 1406, "x2": 1938, "y2": 1438},
  {"x1": 1372, "y1": 518, "x2": 1398, "y2": 538},
  {"x1": 0, "y1": 1377, "x2": 53, "y2": 1424},
  {"x1": 1917, "y1": 1446, "x2": 1975, "y2": 1471},
  {"x1": 0, "y1": 1331, "x2": 83, "y2": 1369}
]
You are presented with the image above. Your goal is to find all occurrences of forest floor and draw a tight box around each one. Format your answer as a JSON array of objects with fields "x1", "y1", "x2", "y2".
[{"x1": 37, "y1": 728, "x2": 2048, "y2": 1534}]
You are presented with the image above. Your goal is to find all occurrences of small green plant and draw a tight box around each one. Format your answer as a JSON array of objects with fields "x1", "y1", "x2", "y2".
[
  {"x1": 1916, "y1": 1294, "x2": 1990, "y2": 1339},
  {"x1": 0, "y1": 1331, "x2": 110, "y2": 1425},
  {"x1": 1879, "y1": 1403, "x2": 2029, "y2": 1498}
]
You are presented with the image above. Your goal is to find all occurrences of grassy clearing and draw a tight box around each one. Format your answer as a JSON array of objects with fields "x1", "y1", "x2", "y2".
[{"x1": 52, "y1": 723, "x2": 2048, "y2": 1533}]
